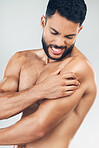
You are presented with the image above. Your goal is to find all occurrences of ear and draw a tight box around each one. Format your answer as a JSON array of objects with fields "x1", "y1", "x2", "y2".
[
  {"x1": 78, "y1": 25, "x2": 83, "y2": 33},
  {"x1": 41, "y1": 16, "x2": 46, "y2": 29}
]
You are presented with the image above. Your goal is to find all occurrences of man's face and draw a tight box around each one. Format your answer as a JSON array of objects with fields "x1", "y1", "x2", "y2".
[{"x1": 41, "y1": 12, "x2": 82, "y2": 61}]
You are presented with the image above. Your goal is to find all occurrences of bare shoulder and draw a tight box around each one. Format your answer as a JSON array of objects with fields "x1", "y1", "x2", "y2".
[
  {"x1": 4, "y1": 49, "x2": 43, "y2": 78},
  {"x1": 73, "y1": 56, "x2": 96, "y2": 88},
  {"x1": 63, "y1": 56, "x2": 96, "y2": 82},
  {"x1": 4, "y1": 51, "x2": 26, "y2": 78},
  {"x1": 61, "y1": 55, "x2": 97, "y2": 96}
]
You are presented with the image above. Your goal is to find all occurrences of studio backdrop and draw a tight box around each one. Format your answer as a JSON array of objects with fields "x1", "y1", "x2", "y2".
[{"x1": 0, "y1": 0, "x2": 99, "y2": 148}]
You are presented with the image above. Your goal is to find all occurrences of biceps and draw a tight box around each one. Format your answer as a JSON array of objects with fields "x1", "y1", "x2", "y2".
[{"x1": 0, "y1": 76, "x2": 18, "y2": 92}]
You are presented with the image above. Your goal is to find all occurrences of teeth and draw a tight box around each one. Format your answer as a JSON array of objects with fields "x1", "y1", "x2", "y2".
[{"x1": 52, "y1": 47, "x2": 62, "y2": 52}]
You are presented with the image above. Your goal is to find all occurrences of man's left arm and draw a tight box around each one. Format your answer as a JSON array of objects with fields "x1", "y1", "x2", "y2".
[{"x1": 0, "y1": 60, "x2": 97, "y2": 145}]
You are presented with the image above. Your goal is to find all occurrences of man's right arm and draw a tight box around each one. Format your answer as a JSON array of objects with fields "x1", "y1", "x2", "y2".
[
  {"x1": 0, "y1": 76, "x2": 18, "y2": 93},
  {"x1": 0, "y1": 69, "x2": 79, "y2": 119},
  {"x1": 0, "y1": 52, "x2": 44, "y2": 119}
]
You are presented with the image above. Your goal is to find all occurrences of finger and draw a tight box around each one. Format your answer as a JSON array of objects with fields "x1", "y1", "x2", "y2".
[
  {"x1": 65, "y1": 85, "x2": 78, "y2": 91},
  {"x1": 54, "y1": 68, "x2": 63, "y2": 75},
  {"x1": 64, "y1": 90, "x2": 75, "y2": 96},
  {"x1": 65, "y1": 79, "x2": 80, "y2": 86},
  {"x1": 62, "y1": 72, "x2": 78, "y2": 80}
]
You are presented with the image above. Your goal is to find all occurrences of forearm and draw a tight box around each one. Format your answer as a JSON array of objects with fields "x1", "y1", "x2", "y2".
[
  {"x1": 0, "y1": 113, "x2": 41, "y2": 145},
  {"x1": 0, "y1": 84, "x2": 44, "y2": 119},
  {"x1": 0, "y1": 90, "x2": 83, "y2": 145},
  {"x1": 37, "y1": 87, "x2": 84, "y2": 134}
]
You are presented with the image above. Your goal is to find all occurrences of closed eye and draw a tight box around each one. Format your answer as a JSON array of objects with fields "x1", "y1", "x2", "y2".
[
  {"x1": 65, "y1": 34, "x2": 76, "y2": 39},
  {"x1": 66, "y1": 36, "x2": 73, "y2": 39},
  {"x1": 51, "y1": 31, "x2": 58, "y2": 35}
]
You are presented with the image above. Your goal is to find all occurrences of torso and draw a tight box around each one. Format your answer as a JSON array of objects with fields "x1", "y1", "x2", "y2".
[{"x1": 16, "y1": 48, "x2": 90, "y2": 148}]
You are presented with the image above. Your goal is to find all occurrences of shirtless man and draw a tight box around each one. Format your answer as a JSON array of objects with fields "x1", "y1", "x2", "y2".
[{"x1": 0, "y1": 0, "x2": 97, "y2": 148}]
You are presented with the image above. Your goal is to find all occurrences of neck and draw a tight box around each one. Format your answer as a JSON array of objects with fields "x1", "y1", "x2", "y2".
[
  {"x1": 42, "y1": 46, "x2": 76, "y2": 64},
  {"x1": 44, "y1": 53, "x2": 71, "y2": 64}
]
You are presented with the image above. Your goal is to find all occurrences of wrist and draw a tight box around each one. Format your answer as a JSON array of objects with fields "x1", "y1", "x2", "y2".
[{"x1": 30, "y1": 84, "x2": 45, "y2": 101}]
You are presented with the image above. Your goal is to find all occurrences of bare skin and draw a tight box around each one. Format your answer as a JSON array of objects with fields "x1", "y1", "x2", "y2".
[
  {"x1": 17, "y1": 47, "x2": 96, "y2": 148},
  {"x1": 0, "y1": 12, "x2": 97, "y2": 148},
  {"x1": 0, "y1": 49, "x2": 80, "y2": 148}
]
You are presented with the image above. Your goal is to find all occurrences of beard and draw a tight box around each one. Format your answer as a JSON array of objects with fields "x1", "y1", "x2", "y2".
[{"x1": 41, "y1": 35, "x2": 75, "y2": 61}]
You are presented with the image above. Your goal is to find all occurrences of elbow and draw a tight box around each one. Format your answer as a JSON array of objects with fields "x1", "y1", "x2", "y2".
[
  {"x1": 37, "y1": 125, "x2": 47, "y2": 138},
  {"x1": 0, "y1": 112, "x2": 11, "y2": 120},
  {"x1": 0, "y1": 105, "x2": 12, "y2": 120},
  {"x1": 36, "y1": 122, "x2": 47, "y2": 139},
  {"x1": 29, "y1": 121, "x2": 47, "y2": 142},
  {"x1": 0, "y1": 114, "x2": 6, "y2": 120}
]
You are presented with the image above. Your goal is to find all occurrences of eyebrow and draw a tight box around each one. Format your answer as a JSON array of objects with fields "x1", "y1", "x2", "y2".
[
  {"x1": 50, "y1": 27, "x2": 76, "y2": 37},
  {"x1": 50, "y1": 27, "x2": 59, "y2": 34}
]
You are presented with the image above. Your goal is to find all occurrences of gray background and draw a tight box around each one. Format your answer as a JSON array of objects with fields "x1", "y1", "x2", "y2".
[{"x1": 0, "y1": 0, "x2": 99, "y2": 147}]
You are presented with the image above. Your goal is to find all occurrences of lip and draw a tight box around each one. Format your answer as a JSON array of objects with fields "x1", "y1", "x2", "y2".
[{"x1": 50, "y1": 46, "x2": 64, "y2": 55}]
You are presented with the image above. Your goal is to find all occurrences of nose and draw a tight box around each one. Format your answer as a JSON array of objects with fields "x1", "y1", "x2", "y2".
[{"x1": 54, "y1": 36, "x2": 66, "y2": 47}]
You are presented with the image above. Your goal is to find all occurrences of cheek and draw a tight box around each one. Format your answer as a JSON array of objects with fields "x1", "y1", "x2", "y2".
[
  {"x1": 43, "y1": 30, "x2": 52, "y2": 42},
  {"x1": 66, "y1": 38, "x2": 76, "y2": 47},
  {"x1": 44, "y1": 32, "x2": 54, "y2": 45}
]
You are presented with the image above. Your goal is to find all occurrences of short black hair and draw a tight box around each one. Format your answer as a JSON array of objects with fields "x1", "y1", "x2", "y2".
[{"x1": 46, "y1": 0, "x2": 87, "y2": 26}]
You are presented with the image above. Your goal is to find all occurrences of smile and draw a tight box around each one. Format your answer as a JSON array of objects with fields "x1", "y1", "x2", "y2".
[{"x1": 50, "y1": 46, "x2": 64, "y2": 55}]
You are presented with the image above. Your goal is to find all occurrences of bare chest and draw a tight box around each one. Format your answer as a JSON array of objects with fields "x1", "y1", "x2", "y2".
[
  {"x1": 36, "y1": 57, "x2": 73, "y2": 85},
  {"x1": 21, "y1": 58, "x2": 72, "y2": 118},
  {"x1": 36, "y1": 62, "x2": 60, "y2": 85}
]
